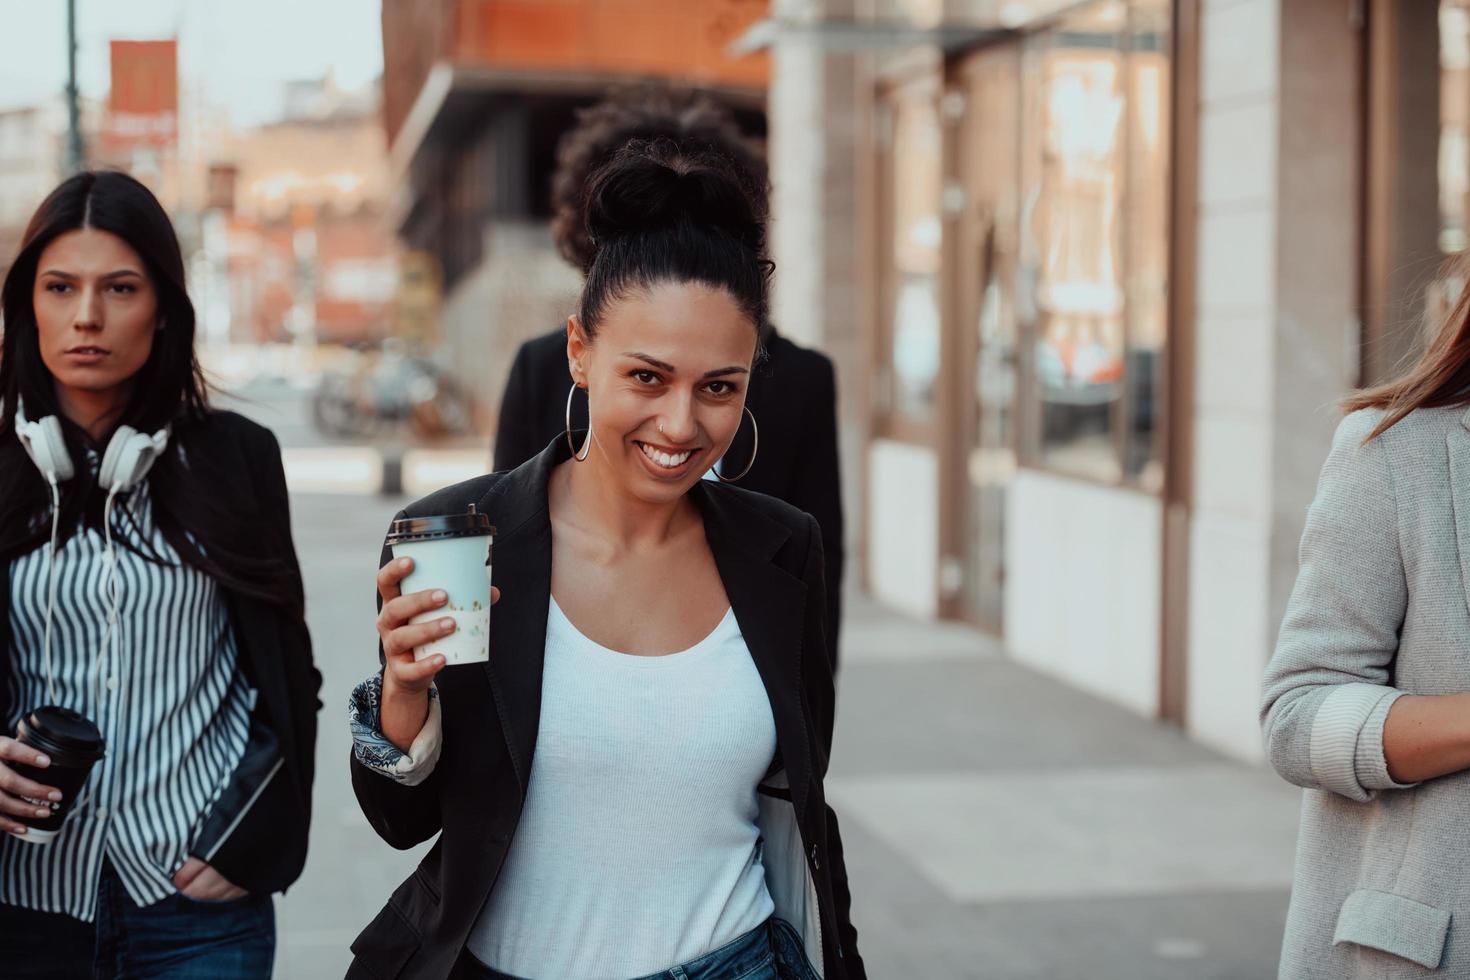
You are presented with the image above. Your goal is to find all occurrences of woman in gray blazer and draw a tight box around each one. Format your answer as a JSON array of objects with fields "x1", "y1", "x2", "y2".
[{"x1": 1263, "y1": 312, "x2": 1470, "y2": 977}]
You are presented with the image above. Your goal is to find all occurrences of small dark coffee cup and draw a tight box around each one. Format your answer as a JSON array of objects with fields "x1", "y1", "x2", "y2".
[{"x1": 11, "y1": 707, "x2": 105, "y2": 844}]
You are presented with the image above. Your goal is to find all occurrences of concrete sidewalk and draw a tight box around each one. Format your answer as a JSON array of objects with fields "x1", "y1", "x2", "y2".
[
  {"x1": 272, "y1": 487, "x2": 1302, "y2": 979},
  {"x1": 829, "y1": 595, "x2": 1301, "y2": 979}
]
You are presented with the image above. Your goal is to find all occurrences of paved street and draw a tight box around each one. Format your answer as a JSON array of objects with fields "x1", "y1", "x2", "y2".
[{"x1": 239, "y1": 384, "x2": 1303, "y2": 979}]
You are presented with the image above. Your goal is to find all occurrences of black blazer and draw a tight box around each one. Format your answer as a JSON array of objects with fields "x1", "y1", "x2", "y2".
[
  {"x1": 348, "y1": 436, "x2": 866, "y2": 980},
  {"x1": 0, "y1": 411, "x2": 321, "y2": 896},
  {"x1": 492, "y1": 326, "x2": 846, "y2": 671}
]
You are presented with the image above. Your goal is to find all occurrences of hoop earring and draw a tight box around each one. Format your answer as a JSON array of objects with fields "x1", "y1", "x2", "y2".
[
  {"x1": 716, "y1": 407, "x2": 758, "y2": 483},
  {"x1": 565, "y1": 383, "x2": 591, "y2": 462}
]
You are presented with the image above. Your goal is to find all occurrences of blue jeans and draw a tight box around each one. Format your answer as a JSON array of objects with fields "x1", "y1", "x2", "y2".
[
  {"x1": 0, "y1": 861, "x2": 275, "y2": 979},
  {"x1": 455, "y1": 917, "x2": 821, "y2": 980}
]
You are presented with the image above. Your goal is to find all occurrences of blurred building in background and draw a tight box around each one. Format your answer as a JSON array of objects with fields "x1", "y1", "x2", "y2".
[
  {"x1": 757, "y1": 0, "x2": 1470, "y2": 761},
  {"x1": 0, "y1": 39, "x2": 395, "y2": 351},
  {"x1": 0, "y1": 94, "x2": 108, "y2": 272},
  {"x1": 378, "y1": 0, "x2": 769, "y2": 432},
  {"x1": 211, "y1": 75, "x2": 398, "y2": 346},
  {"x1": 0, "y1": 102, "x2": 77, "y2": 265},
  {"x1": 88, "y1": 38, "x2": 233, "y2": 231}
]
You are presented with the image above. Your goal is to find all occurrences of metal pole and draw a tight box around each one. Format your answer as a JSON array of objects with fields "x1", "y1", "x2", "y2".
[{"x1": 65, "y1": 0, "x2": 83, "y2": 173}]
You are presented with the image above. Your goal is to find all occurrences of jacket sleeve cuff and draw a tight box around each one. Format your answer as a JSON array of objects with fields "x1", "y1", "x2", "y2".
[
  {"x1": 1310, "y1": 682, "x2": 1414, "y2": 800},
  {"x1": 1354, "y1": 686, "x2": 1416, "y2": 794},
  {"x1": 348, "y1": 673, "x2": 442, "y2": 787}
]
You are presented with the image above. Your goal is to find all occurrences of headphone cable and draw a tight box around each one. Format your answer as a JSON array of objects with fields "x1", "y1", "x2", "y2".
[{"x1": 41, "y1": 476, "x2": 61, "y2": 706}]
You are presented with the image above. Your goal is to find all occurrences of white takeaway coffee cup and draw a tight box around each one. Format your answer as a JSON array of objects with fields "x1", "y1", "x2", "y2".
[{"x1": 386, "y1": 505, "x2": 496, "y2": 666}]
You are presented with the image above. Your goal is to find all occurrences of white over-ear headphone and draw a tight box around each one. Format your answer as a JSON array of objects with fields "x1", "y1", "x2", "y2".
[
  {"x1": 12, "y1": 397, "x2": 171, "y2": 710},
  {"x1": 14, "y1": 398, "x2": 170, "y2": 495},
  {"x1": 12, "y1": 406, "x2": 74, "y2": 484}
]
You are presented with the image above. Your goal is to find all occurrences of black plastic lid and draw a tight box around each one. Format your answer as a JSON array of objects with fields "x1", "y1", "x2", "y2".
[
  {"x1": 386, "y1": 504, "x2": 495, "y2": 545},
  {"x1": 17, "y1": 706, "x2": 105, "y2": 762}
]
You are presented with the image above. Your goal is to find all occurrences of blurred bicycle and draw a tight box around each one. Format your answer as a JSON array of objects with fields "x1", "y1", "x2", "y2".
[{"x1": 312, "y1": 339, "x2": 474, "y2": 441}]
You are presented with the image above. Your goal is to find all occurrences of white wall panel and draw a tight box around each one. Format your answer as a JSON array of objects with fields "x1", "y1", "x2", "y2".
[
  {"x1": 1186, "y1": 514, "x2": 1272, "y2": 761},
  {"x1": 1006, "y1": 471, "x2": 1162, "y2": 717},
  {"x1": 868, "y1": 439, "x2": 940, "y2": 618}
]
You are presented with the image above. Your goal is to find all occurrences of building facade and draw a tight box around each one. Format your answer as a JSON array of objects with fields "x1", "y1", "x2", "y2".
[
  {"x1": 0, "y1": 97, "x2": 106, "y2": 274},
  {"x1": 215, "y1": 80, "x2": 399, "y2": 346},
  {"x1": 769, "y1": 0, "x2": 1456, "y2": 760},
  {"x1": 0, "y1": 61, "x2": 392, "y2": 349},
  {"x1": 379, "y1": 0, "x2": 770, "y2": 432}
]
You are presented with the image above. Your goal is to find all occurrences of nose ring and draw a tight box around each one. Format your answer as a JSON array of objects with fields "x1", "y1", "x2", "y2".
[{"x1": 657, "y1": 421, "x2": 667, "y2": 436}]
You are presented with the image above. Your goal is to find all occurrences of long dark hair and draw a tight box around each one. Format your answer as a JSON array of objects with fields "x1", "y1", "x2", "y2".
[
  {"x1": 579, "y1": 138, "x2": 771, "y2": 342},
  {"x1": 0, "y1": 171, "x2": 303, "y2": 619}
]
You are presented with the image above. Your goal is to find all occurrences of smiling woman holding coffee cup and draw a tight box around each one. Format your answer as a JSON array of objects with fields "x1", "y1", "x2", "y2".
[
  {"x1": 348, "y1": 138, "x2": 865, "y2": 980},
  {"x1": 0, "y1": 171, "x2": 321, "y2": 978}
]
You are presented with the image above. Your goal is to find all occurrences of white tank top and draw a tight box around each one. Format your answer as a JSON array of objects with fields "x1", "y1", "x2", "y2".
[{"x1": 466, "y1": 597, "x2": 778, "y2": 979}]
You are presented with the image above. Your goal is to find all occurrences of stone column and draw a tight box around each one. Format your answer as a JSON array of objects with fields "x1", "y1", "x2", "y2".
[
  {"x1": 1187, "y1": 0, "x2": 1365, "y2": 759},
  {"x1": 767, "y1": 0, "x2": 869, "y2": 570}
]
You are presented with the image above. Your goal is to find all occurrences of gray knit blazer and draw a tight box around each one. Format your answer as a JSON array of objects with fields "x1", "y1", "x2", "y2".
[{"x1": 1263, "y1": 404, "x2": 1470, "y2": 978}]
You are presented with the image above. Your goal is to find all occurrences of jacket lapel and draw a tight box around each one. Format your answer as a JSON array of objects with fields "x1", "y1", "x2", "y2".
[
  {"x1": 1448, "y1": 409, "x2": 1470, "y2": 619},
  {"x1": 694, "y1": 483, "x2": 813, "y2": 824},
  {"x1": 475, "y1": 441, "x2": 559, "y2": 800}
]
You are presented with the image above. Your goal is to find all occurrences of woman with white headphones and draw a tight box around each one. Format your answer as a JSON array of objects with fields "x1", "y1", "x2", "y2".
[{"x1": 0, "y1": 171, "x2": 321, "y2": 979}]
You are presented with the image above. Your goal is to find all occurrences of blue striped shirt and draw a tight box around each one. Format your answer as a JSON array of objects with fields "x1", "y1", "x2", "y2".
[{"x1": 2, "y1": 470, "x2": 254, "y2": 921}]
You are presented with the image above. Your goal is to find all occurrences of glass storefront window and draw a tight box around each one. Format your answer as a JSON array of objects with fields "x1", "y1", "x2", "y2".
[
  {"x1": 1021, "y1": 6, "x2": 1127, "y2": 481},
  {"x1": 1016, "y1": 0, "x2": 1169, "y2": 488},
  {"x1": 883, "y1": 83, "x2": 943, "y2": 425}
]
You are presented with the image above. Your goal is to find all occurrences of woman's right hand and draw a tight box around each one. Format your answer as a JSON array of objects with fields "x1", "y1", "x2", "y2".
[
  {"x1": 374, "y1": 556, "x2": 500, "y2": 751},
  {"x1": 376, "y1": 556, "x2": 458, "y2": 698},
  {"x1": 0, "y1": 737, "x2": 63, "y2": 838}
]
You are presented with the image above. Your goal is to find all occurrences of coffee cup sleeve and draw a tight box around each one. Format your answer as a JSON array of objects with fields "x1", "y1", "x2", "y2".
[{"x1": 348, "y1": 674, "x2": 443, "y2": 787}]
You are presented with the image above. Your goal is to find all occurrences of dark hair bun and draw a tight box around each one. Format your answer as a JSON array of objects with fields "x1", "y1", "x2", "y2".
[{"x1": 585, "y1": 138, "x2": 765, "y2": 255}]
